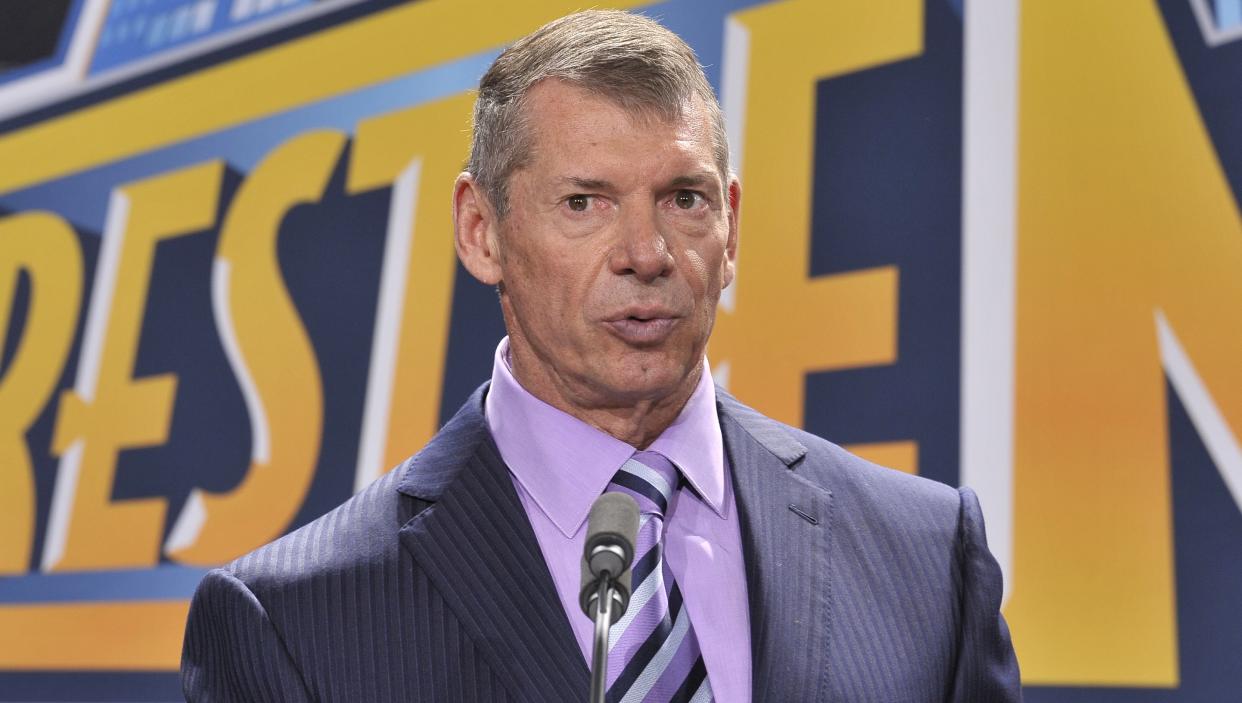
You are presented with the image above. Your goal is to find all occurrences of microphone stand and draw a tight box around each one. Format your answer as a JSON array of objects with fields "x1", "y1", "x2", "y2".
[
  {"x1": 589, "y1": 574, "x2": 616, "y2": 703},
  {"x1": 580, "y1": 492, "x2": 637, "y2": 703}
]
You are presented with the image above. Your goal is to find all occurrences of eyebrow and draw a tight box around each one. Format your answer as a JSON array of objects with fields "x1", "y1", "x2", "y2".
[
  {"x1": 563, "y1": 176, "x2": 613, "y2": 191},
  {"x1": 667, "y1": 172, "x2": 721, "y2": 189},
  {"x1": 558, "y1": 172, "x2": 721, "y2": 192}
]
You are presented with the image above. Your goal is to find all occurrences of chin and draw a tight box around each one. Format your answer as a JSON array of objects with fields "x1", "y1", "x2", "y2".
[{"x1": 598, "y1": 359, "x2": 697, "y2": 401}]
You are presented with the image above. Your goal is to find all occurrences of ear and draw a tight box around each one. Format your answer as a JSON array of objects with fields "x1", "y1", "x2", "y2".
[
  {"x1": 453, "y1": 172, "x2": 504, "y2": 286},
  {"x1": 723, "y1": 177, "x2": 741, "y2": 288}
]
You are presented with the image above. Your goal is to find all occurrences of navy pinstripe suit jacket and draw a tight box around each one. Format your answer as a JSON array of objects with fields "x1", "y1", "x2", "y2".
[{"x1": 182, "y1": 385, "x2": 1021, "y2": 702}]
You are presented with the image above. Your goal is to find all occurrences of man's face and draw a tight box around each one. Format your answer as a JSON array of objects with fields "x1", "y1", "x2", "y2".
[{"x1": 484, "y1": 80, "x2": 738, "y2": 415}]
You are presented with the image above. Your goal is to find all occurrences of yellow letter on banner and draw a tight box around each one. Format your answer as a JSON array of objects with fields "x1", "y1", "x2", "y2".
[
  {"x1": 709, "y1": 0, "x2": 916, "y2": 445},
  {"x1": 346, "y1": 94, "x2": 473, "y2": 491},
  {"x1": 165, "y1": 131, "x2": 341, "y2": 565},
  {"x1": 0, "y1": 213, "x2": 82, "y2": 574},
  {"x1": 1005, "y1": 1, "x2": 1242, "y2": 686},
  {"x1": 44, "y1": 162, "x2": 224, "y2": 572}
]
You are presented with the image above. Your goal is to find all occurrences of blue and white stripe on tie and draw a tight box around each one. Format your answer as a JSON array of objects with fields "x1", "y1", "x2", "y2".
[{"x1": 602, "y1": 451, "x2": 713, "y2": 703}]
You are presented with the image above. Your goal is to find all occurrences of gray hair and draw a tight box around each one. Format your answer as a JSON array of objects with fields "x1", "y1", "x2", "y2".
[{"x1": 467, "y1": 10, "x2": 729, "y2": 217}]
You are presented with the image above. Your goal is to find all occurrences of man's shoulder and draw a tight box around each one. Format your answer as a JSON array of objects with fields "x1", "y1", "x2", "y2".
[
  {"x1": 717, "y1": 388, "x2": 962, "y2": 530},
  {"x1": 220, "y1": 384, "x2": 492, "y2": 591},
  {"x1": 222, "y1": 466, "x2": 413, "y2": 590},
  {"x1": 795, "y1": 423, "x2": 962, "y2": 531}
]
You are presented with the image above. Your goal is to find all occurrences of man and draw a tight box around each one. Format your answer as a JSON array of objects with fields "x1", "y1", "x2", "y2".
[{"x1": 182, "y1": 10, "x2": 1021, "y2": 702}]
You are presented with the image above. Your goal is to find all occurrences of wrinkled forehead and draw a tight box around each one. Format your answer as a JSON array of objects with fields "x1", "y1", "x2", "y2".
[{"x1": 516, "y1": 82, "x2": 722, "y2": 186}]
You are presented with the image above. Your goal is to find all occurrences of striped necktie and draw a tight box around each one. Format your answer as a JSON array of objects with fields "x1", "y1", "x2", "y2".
[{"x1": 603, "y1": 451, "x2": 714, "y2": 703}]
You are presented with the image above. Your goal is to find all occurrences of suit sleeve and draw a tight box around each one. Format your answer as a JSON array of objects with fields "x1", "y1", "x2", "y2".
[
  {"x1": 181, "y1": 568, "x2": 314, "y2": 703},
  {"x1": 950, "y1": 487, "x2": 1023, "y2": 702}
]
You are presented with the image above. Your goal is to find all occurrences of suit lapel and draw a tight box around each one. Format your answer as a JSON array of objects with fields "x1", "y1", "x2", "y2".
[
  {"x1": 396, "y1": 388, "x2": 587, "y2": 701},
  {"x1": 719, "y1": 393, "x2": 834, "y2": 702}
]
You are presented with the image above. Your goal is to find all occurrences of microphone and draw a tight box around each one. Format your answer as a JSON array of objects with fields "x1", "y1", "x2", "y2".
[
  {"x1": 580, "y1": 491, "x2": 639, "y2": 703},
  {"x1": 580, "y1": 492, "x2": 639, "y2": 619}
]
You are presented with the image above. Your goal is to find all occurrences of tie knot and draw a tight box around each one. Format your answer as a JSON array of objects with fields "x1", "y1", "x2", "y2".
[{"x1": 608, "y1": 451, "x2": 679, "y2": 517}]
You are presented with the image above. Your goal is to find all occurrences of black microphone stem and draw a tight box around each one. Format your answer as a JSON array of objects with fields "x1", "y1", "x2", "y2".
[{"x1": 589, "y1": 575, "x2": 614, "y2": 703}]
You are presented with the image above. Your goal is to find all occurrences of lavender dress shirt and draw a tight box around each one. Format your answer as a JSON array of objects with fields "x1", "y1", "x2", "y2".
[{"x1": 483, "y1": 338, "x2": 753, "y2": 702}]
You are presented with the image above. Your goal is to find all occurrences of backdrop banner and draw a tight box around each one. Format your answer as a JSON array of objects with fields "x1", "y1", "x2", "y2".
[{"x1": 1, "y1": 0, "x2": 1239, "y2": 699}]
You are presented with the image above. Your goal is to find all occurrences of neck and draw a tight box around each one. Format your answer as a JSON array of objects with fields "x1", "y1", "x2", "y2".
[{"x1": 567, "y1": 389, "x2": 695, "y2": 449}]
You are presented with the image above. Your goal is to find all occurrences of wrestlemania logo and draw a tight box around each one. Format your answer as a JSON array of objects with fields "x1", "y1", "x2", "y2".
[{"x1": 0, "y1": 0, "x2": 1239, "y2": 699}]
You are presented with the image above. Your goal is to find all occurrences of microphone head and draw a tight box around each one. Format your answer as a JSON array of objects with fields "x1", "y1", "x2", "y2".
[{"x1": 579, "y1": 492, "x2": 640, "y2": 621}]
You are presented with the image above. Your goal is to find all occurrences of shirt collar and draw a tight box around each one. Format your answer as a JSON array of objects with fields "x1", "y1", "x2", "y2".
[{"x1": 484, "y1": 337, "x2": 727, "y2": 538}]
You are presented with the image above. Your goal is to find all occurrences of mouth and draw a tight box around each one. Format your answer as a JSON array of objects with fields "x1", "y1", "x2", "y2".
[{"x1": 604, "y1": 309, "x2": 681, "y2": 346}]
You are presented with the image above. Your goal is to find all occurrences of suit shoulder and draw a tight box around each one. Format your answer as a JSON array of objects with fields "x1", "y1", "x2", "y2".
[
  {"x1": 719, "y1": 389, "x2": 958, "y2": 509},
  {"x1": 220, "y1": 389, "x2": 489, "y2": 593},
  {"x1": 793, "y1": 424, "x2": 959, "y2": 520},
  {"x1": 799, "y1": 427, "x2": 963, "y2": 544},
  {"x1": 224, "y1": 467, "x2": 410, "y2": 590},
  {"x1": 791, "y1": 423, "x2": 955, "y2": 497},
  {"x1": 720, "y1": 392, "x2": 962, "y2": 536}
]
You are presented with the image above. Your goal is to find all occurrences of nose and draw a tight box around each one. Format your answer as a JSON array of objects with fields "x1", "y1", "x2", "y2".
[{"x1": 609, "y1": 205, "x2": 674, "y2": 283}]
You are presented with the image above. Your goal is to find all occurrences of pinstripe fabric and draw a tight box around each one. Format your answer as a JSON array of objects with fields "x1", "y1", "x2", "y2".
[
  {"x1": 183, "y1": 389, "x2": 576, "y2": 702},
  {"x1": 182, "y1": 384, "x2": 1020, "y2": 702},
  {"x1": 718, "y1": 389, "x2": 1020, "y2": 702}
]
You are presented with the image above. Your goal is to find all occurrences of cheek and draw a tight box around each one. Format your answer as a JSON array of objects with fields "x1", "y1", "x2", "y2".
[
  {"x1": 510, "y1": 243, "x2": 596, "y2": 321},
  {"x1": 683, "y1": 252, "x2": 711, "y2": 292},
  {"x1": 681, "y1": 239, "x2": 727, "y2": 297}
]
